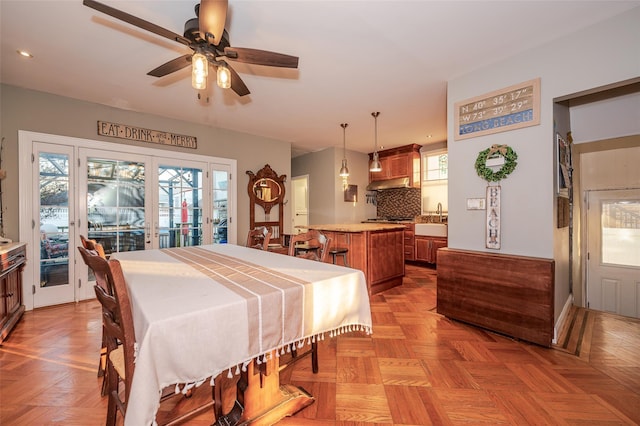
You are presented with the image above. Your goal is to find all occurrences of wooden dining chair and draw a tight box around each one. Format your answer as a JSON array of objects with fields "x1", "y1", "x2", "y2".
[
  {"x1": 78, "y1": 242, "x2": 109, "y2": 395},
  {"x1": 80, "y1": 234, "x2": 107, "y2": 259},
  {"x1": 88, "y1": 256, "x2": 133, "y2": 426},
  {"x1": 246, "y1": 226, "x2": 272, "y2": 250},
  {"x1": 288, "y1": 230, "x2": 331, "y2": 263},
  {"x1": 84, "y1": 251, "x2": 223, "y2": 425}
]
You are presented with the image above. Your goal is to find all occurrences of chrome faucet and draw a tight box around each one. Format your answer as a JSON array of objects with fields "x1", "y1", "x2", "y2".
[{"x1": 436, "y1": 202, "x2": 443, "y2": 223}]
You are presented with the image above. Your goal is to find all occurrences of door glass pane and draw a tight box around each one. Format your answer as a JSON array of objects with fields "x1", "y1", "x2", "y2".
[
  {"x1": 158, "y1": 166, "x2": 203, "y2": 248},
  {"x1": 212, "y1": 170, "x2": 228, "y2": 243},
  {"x1": 39, "y1": 153, "x2": 70, "y2": 287},
  {"x1": 601, "y1": 199, "x2": 640, "y2": 267},
  {"x1": 87, "y1": 159, "x2": 146, "y2": 254}
]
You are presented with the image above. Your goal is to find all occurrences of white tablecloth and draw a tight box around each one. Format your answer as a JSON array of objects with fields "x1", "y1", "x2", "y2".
[{"x1": 111, "y1": 244, "x2": 372, "y2": 426}]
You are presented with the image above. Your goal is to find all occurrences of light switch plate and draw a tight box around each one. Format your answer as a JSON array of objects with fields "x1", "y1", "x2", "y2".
[{"x1": 467, "y1": 198, "x2": 486, "y2": 210}]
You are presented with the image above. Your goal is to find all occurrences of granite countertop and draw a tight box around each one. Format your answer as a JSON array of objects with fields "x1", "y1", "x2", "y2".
[
  {"x1": 297, "y1": 223, "x2": 407, "y2": 232},
  {"x1": 0, "y1": 241, "x2": 27, "y2": 255}
]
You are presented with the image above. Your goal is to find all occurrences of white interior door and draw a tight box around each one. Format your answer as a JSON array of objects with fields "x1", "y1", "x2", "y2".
[
  {"x1": 292, "y1": 175, "x2": 309, "y2": 234},
  {"x1": 32, "y1": 143, "x2": 76, "y2": 308},
  {"x1": 586, "y1": 189, "x2": 640, "y2": 318}
]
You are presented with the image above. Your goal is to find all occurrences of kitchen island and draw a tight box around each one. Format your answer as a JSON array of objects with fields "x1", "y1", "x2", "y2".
[{"x1": 298, "y1": 223, "x2": 405, "y2": 295}]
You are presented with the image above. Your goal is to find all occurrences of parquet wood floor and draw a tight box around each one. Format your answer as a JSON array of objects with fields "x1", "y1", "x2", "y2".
[{"x1": 1, "y1": 263, "x2": 639, "y2": 425}]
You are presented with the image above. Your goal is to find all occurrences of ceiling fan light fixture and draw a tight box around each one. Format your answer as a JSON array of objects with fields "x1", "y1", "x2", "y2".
[
  {"x1": 191, "y1": 52, "x2": 208, "y2": 90},
  {"x1": 217, "y1": 64, "x2": 231, "y2": 89},
  {"x1": 339, "y1": 123, "x2": 350, "y2": 177},
  {"x1": 370, "y1": 112, "x2": 382, "y2": 172}
]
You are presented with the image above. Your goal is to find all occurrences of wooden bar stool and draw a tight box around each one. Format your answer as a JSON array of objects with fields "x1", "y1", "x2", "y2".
[{"x1": 329, "y1": 247, "x2": 349, "y2": 267}]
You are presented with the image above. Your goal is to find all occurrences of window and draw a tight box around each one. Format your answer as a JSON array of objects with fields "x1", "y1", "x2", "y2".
[
  {"x1": 423, "y1": 151, "x2": 448, "y2": 181},
  {"x1": 601, "y1": 199, "x2": 640, "y2": 267}
]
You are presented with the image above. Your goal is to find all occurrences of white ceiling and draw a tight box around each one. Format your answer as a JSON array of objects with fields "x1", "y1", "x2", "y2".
[{"x1": 2, "y1": 1, "x2": 638, "y2": 157}]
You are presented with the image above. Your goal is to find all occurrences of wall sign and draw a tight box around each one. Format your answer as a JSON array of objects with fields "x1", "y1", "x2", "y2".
[
  {"x1": 486, "y1": 185, "x2": 501, "y2": 249},
  {"x1": 97, "y1": 121, "x2": 197, "y2": 149},
  {"x1": 454, "y1": 78, "x2": 540, "y2": 141}
]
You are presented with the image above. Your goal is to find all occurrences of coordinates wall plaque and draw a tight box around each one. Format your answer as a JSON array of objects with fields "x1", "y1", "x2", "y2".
[
  {"x1": 97, "y1": 121, "x2": 197, "y2": 149},
  {"x1": 454, "y1": 78, "x2": 540, "y2": 141}
]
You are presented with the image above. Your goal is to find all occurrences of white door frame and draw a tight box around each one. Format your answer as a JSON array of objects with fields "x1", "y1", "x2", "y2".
[{"x1": 291, "y1": 175, "x2": 309, "y2": 234}]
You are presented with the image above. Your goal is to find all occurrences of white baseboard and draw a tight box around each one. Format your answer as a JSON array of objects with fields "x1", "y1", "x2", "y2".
[{"x1": 553, "y1": 294, "x2": 574, "y2": 344}]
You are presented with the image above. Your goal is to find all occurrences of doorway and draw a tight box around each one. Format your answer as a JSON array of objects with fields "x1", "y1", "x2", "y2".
[
  {"x1": 291, "y1": 175, "x2": 309, "y2": 234},
  {"x1": 586, "y1": 189, "x2": 640, "y2": 318}
]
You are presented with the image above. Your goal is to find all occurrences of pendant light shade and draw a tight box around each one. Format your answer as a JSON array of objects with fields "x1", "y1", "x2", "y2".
[
  {"x1": 370, "y1": 112, "x2": 382, "y2": 172},
  {"x1": 191, "y1": 52, "x2": 208, "y2": 90},
  {"x1": 216, "y1": 63, "x2": 231, "y2": 89},
  {"x1": 339, "y1": 123, "x2": 350, "y2": 177}
]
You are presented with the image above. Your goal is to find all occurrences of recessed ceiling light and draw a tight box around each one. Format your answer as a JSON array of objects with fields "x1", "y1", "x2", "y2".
[
  {"x1": 17, "y1": 50, "x2": 33, "y2": 58},
  {"x1": 426, "y1": 134, "x2": 432, "y2": 138}
]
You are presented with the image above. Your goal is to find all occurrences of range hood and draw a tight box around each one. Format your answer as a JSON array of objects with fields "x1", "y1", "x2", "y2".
[{"x1": 366, "y1": 177, "x2": 410, "y2": 191}]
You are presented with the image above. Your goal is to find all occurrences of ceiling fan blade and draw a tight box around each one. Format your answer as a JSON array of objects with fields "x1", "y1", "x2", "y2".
[
  {"x1": 223, "y1": 47, "x2": 299, "y2": 68},
  {"x1": 226, "y1": 64, "x2": 250, "y2": 97},
  {"x1": 83, "y1": 0, "x2": 190, "y2": 46},
  {"x1": 199, "y1": 0, "x2": 228, "y2": 46},
  {"x1": 147, "y1": 54, "x2": 192, "y2": 77}
]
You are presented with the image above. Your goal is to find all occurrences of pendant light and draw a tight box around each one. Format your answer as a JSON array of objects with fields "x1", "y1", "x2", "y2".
[
  {"x1": 216, "y1": 63, "x2": 231, "y2": 89},
  {"x1": 191, "y1": 52, "x2": 208, "y2": 90},
  {"x1": 339, "y1": 123, "x2": 350, "y2": 177},
  {"x1": 370, "y1": 112, "x2": 382, "y2": 172}
]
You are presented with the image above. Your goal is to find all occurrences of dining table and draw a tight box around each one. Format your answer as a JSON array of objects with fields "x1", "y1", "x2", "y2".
[{"x1": 111, "y1": 243, "x2": 372, "y2": 426}]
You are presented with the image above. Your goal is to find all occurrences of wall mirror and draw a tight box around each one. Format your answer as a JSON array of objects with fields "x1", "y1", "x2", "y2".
[
  {"x1": 253, "y1": 178, "x2": 282, "y2": 203},
  {"x1": 247, "y1": 164, "x2": 287, "y2": 245}
]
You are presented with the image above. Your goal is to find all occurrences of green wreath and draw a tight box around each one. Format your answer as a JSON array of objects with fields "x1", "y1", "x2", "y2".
[{"x1": 475, "y1": 144, "x2": 518, "y2": 182}]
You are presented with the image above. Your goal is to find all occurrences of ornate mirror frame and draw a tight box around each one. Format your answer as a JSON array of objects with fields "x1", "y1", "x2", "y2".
[{"x1": 246, "y1": 164, "x2": 287, "y2": 244}]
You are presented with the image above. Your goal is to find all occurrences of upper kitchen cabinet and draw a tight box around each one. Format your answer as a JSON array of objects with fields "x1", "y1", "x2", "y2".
[{"x1": 368, "y1": 144, "x2": 421, "y2": 188}]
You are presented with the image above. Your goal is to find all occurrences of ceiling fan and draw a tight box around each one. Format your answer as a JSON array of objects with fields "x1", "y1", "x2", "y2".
[{"x1": 83, "y1": 0, "x2": 299, "y2": 97}]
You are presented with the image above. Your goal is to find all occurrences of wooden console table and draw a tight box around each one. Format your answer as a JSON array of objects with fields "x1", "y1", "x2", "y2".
[{"x1": 437, "y1": 248, "x2": 555, "y2": 347}]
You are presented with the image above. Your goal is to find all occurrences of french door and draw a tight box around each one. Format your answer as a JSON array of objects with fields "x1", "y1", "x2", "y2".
[
  {"x1": 19, "y1": 131, "x2": 236, "y2": 310},
  {"x1": 32, "y1": 143, "x2": 77, "y2": 307},
  {"x1": 154, "y1": 159, "x2": 207, "y2": 249}
]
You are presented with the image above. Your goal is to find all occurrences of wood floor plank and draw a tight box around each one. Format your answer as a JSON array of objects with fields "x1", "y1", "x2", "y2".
[{"x1": 1, "y1": 263, "x2": 638, "y2": 425}]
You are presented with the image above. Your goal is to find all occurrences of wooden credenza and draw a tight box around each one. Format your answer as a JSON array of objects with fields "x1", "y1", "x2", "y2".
[
  {"x1": 0, "y1": 242, "x2": 27, "y2": 344},
  {"x1": 437, "y1": 248, "x2": 554, "y2": 347}
]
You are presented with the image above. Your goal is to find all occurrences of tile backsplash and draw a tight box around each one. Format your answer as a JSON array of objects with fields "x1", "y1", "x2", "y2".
[{"x1": 376, "y1": 188, "x2": 421, "y2": 218}]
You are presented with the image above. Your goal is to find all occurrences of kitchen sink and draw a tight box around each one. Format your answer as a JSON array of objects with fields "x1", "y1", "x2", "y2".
[{"x1": 415, "y1": 223, "x2": 448, "y2": 237}]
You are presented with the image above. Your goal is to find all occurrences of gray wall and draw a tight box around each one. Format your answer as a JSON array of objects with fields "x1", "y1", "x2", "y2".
[
  {"x1": 447, "y1": 8, "x2": 640, "y2": 325},
  {"x1": 292, "y1": 147, "x2": 375, "y2": 225},
  {"x1": 0, "y1": 84, "x2": 292, "y2": 243}
]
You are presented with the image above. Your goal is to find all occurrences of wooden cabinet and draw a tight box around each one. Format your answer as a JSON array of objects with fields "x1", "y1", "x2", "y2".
[
  {"x1": 403, "y1": 224, "x2": 415, "y2": 261},
  {"x1": 369, "y1": 144, "x2": 421, "y2": 188},
  {"x1": 313, "y1": 226, "x2": 405, "y2": 295},
  {"x1": 0, "y1": 243, "x2": 26, "y2": 344},
  {"x1": 415, "y1": 236, "x2": 447, "y2": 264}
]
